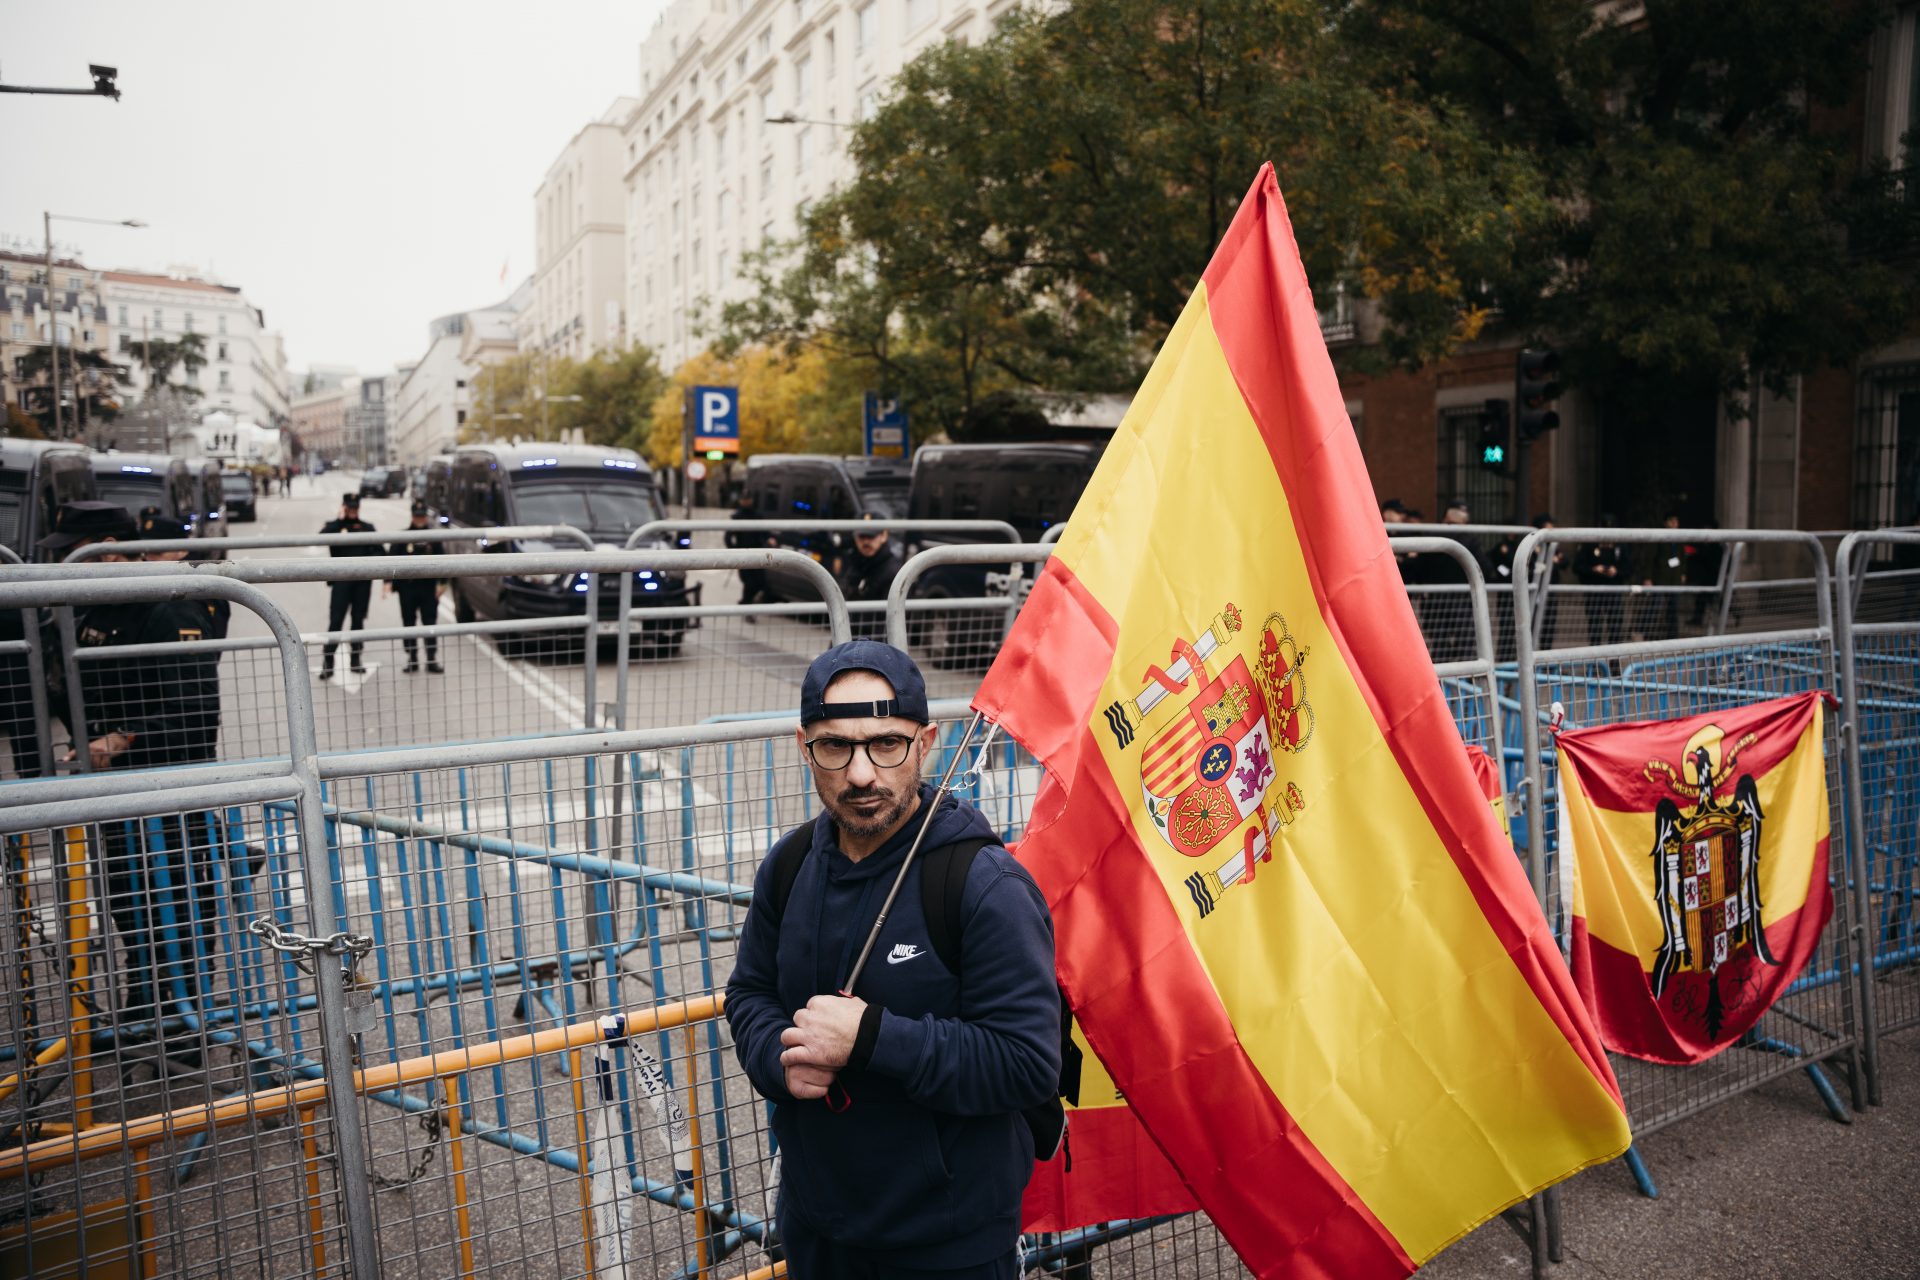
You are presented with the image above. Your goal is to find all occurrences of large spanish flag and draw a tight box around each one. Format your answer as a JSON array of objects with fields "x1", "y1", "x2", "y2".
[
  {"x1": 974, "y1": 166, "x2": 1629, "y2": 1275},
  {"x1": 1558, "y1": 691, "x2": 1833, "y2": 1065}
]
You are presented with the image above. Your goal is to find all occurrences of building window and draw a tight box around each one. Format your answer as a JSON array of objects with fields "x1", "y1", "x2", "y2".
[
  {"x1": 9, "y1": 322, "x2": 22, "y2": 340},
  {"x1": 691, "y1": 129, "x2": 701, "y2": 166},
  {"x1": 737, "y1": 51, "x2": 748, "y2": 79},
  {"x1": 857, "y1": 4, "x2": 874, "y2": 51},
  {"x1": 760, "y1": 157, "x2": 773, "y2": 196},
  {"x1": 761, "y1": 219, "x2": 775, "y2": 242},
  {"x1": 795, "y1": 55, "x2": 812, "y2": 104},
  {"x1": 759, "y1": 87, "x2": 774, "y2": 138},
  {"x1": 693, "y1": 238, "x2": 703, "y2": 276},
  {"x1": 718, "y1": 190, "x2": 730, "y2": 228},
  {"x1": 153, "y1": 307, "x2": 163, "y2": 330},
  {"x1": 68, "y1": 274, "x2": 83, "y2": 290},
  {"x1": 718, "y1": 248, "x2": 731, "y2": 281},
  {"x1": 716, "y1": 125, "x2": 728, "y2": 165},
  {"x1": 796, "y1": 125, "x2": 812, "y2": 175},
  {"x1": 218, "y1": 314, "x2": 228, "y2": 334},
  {"x1": 758, "y1": 27, "x2": 772, "y2": 58},
  {"x1": 717, "y1": 69, "x2": 729, "y2": 97},
  {"x1": 457, "y1": 409, "x2": 467, "y2": 425},
  {"x1": 218, "y1": 370, "x2": 231, "y2": 390},
  {"x1": 219, "y1": 341, "x2": 230, "y2": 361},
  {"x1": 1853, "y1": 362, "x2": 1920, "y2": 528},
  {"x1": 117, "y1": 304, "x2": 129, "y2": 327},
  {"x1": 184, "y1": 312, "x2": 195, "y2": 332},
  {"x1": 904, "y1": 0, "x2": 934, "y2": 30},
  {"x1": 825, "y1": 31, "x2": 837, "y2": 77},
  {"x1": 456, "y1": 378, "x2": 467, "y2": 389},
  {"x1": 673, "y1": 199, "x2": 682, "y2": 232},
  {"x1": 857, "y1": 80, "x2": 879, "y2": 120}
]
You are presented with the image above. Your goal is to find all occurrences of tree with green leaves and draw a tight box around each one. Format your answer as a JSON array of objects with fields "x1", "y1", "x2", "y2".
[
  {"x1": 133, "y1": 332, "x2": 209, "y2": 401},
  {"x1": 14, "y1": 344, "x2": 133, "y2": 435},
  {"x1": 724, "y1": 0, "x2": 1911, "y2": 431},
  {"x1": 469, "y1": 347, "x2": 670, "y2": 453}
]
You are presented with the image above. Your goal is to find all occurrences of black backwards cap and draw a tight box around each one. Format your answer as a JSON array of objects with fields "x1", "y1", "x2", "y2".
[{"x1": 800, "y1": 639, "x2": 931, "y2": 725}]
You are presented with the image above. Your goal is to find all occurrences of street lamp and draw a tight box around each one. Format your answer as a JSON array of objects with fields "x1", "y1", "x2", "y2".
[
  {"x1": 44, "y1": 212, "x2": 147, "y2": 440},
  {"x1": 0, "y1": 63, "x2": 122, "y2": 99},
  {"x1": 532, "y1": 388, "x2": 584, "y2": 439}
]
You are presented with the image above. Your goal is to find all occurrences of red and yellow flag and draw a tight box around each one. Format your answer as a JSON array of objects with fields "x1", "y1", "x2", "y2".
[
  {"x1": 1558, "y1": 691, "x2": 1833, "y2": 1065},
  {"x1": 974, "y1": 166, "x2": 1629, "y2": 1276}
]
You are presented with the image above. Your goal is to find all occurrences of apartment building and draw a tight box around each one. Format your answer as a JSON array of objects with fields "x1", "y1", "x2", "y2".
[
  {"x1": 99, "y1": 269, "x2": 290, "y2": 429},
  {"x1": 624, "y1": 0, "x2": 1003, "y2": 369},
  {"x1": 291, "y1": 382, "x2": 351, "y2": 461},
  {"x1": 0, "y1": 248, "x2": 115, "y2": 437},
  {"x1": 523, "y1": 99, "x2": 639, "y2": 361},
  {"x1": 392, "y1": 288, "x2": 527, "y2": 465}
]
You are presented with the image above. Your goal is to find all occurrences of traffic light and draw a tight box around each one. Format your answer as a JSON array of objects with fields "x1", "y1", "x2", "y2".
[
  {"x1": 1516, "y1": 348, "x2": 1561, "y2": 440},
  {"x1": 1477, "y1": 398, "x2": 1510, "y2": 474}
]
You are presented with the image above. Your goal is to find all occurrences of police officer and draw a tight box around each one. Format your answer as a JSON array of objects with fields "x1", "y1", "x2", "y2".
[
  {"x1": 38, "y1": 501, "x2": 225, "y2": 1034},
  {"x1": 318, "y1": 492, "x2": 379, "y2": 680},
  {"x1": 386, "y1": 501, "x2": 445, "y2": 673},
  {"x1": 833, "y1": 511, "x2": 905, "y2": 640},
  {"x1": 140, "y1": 512, "x2": 231, "y2": 639}
]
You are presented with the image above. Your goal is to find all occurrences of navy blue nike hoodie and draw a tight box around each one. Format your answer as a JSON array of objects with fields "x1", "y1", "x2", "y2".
[{"x1": 725, "y1": 786, "x2": 1060, "y2": 1268}]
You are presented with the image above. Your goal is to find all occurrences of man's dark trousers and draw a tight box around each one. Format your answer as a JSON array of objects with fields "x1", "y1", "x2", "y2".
[
  {"x1": 397, "y1": 586, "x2": 438, "y2": 663},
  {"x1": 323, "y1": 581, "x2": 373, "y2": 670}
]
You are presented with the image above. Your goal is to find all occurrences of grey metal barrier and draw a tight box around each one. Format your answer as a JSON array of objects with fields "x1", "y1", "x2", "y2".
[
  {"x1": 61, "y1": 523, "x2": 597, "y2": 563},
  {"x1": 1512, "y1": 527, "x2": 1861, "y2": 1200},
  {"x1": 886, "y1": 542, "x2": 1054, "y2": 685},
  {"x1": 14, "y1": 549, "x2": 851, "y2": 774},
  {"x1": 1834, "y1": 529, "x2": 1920, "y2": 1107},
  {"x1": 0, "y1": 572, "x2": 382, "y2": 1279}
]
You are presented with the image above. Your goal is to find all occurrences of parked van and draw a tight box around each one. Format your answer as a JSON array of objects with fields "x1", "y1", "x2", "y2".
[
  {"x1": 442, "y1": 442, "x2": 697, "y2": 654},
  {"x1": 738, "y1": 454, "x2": 914, "y2": 602},
  {"x1": 1, "y1": 439, "x2": 98, "y2": 561},
  {"x1": 904, "y1": 442, "x2": 1104, "y2": 667},
  {"x1": 89, "y1": 452, "x2": 201, "y2": 533}
]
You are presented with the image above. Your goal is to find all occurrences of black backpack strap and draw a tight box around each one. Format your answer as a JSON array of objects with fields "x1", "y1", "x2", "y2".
[
  {"x1": 918, "y1": 837, "x2": 996, "y2": 973},
  {"x1": 764, "y1": 822, "x2": 816, "y2": 924}
]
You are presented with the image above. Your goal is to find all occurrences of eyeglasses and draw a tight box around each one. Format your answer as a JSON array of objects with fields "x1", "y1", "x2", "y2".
[{"x1": 802, "y1": 733, "x2": 916, "y2": 770}]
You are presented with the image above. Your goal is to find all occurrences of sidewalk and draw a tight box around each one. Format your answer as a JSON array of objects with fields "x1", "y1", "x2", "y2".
[{"x1": 1424, "y1": 1027, "x2": 1920, "y2": 1278}]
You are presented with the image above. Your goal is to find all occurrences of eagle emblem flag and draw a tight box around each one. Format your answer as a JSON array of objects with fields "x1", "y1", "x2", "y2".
[
  {"x1": 974, "y1": 165, "x2": 1629, "y2": 1277},
  {"x1": 1558, "y1": 691, "x2": 1833, "y2": 1064}
]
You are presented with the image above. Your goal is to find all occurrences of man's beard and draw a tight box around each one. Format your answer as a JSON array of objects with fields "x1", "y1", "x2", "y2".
[{"x1": 820, "y1": 775, "x2": 918, "y2": 842}]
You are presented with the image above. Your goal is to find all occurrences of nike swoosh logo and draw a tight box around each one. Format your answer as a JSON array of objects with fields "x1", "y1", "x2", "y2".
[{"x1": 886, "y1": 945, "x2": 923, "y2": 965}]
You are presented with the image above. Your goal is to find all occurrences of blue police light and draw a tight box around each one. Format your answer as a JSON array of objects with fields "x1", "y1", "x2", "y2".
[
  {"x1": 573, "y1": 578, "x2": 590, "y2": 593},
  {"x1": 601, "y1": 458, "x2": 639, "y2": 469},
  {"x1": 643, "y1": 581, "x2": 659, "y2": 592},
  {"x1": 521, "y1": 457, "x2": 560, "y2": 468},
  {"x1": 120, "y1": 464, "x2": 154, "y2": 473},
  {"x1": 636, "y1": 570, "x2": 653, "y2": 580}
]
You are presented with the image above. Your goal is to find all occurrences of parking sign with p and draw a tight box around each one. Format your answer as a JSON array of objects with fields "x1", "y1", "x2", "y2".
[{"x1": 691, "y1": 385, "x2": 740, "y2": 455}]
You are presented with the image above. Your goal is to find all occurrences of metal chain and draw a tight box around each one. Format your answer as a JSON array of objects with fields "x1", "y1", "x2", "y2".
[
  {"x1": 369, "y1": 1107, "x2": 444, "y2": 1190},
  {"x1": 246, "y1": 917, "x2": 373, "y2": 975}
]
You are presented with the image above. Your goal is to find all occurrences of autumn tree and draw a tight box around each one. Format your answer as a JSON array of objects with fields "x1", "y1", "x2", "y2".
[{"x1": 645, "y1": 346, "x2": 851, "y2": 466}]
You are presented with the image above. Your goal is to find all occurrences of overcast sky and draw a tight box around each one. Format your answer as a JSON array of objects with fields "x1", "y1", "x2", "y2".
[{"x1": 4, "y1": 0, "x2": 668, "y2": 375}]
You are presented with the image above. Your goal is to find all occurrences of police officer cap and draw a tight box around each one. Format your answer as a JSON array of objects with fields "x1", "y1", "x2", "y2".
[
  {"x1": 37, "y1": 501, "x2": 137, "y2": 552},
  {"x1": 411, "y1": 500, "x2": 430, "y2": 517},
  {"x1": 341, "y1": 492, "x2": 361, "y2": 507},
  {"x1": 800, "y1": 640, "x2": 930, "y2": 725},
  {"x1": 140, "y1": 513, "x2": 193, "y2": 541},
  {"x1": 855, "y1": 509, "x2": 888, "y2": 525}
]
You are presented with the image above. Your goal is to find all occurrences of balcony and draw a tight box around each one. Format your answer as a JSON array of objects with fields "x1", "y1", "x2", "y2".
[{"x1": 1849, "y1": 164, "x2": 1920, "y2": 258}]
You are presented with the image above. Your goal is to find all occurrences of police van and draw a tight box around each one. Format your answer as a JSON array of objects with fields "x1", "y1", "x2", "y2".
[
  {"x1": 1, "y1": 439, "x2": 97, "y2": 560},
  {"x1": 89, "y1": 452, "x2": 204, "y2": 534},
  {"x1": 903, "y1": 442, "x2": 1103, "y2": 667},
  {"x1": 737, "y1": 454, "x2": 913, "y2": 602},
  {"x1": 442, "y1": 442, "x2": 697, "y2": 655}
]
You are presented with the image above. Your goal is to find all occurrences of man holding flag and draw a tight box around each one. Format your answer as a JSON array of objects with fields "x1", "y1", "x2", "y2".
[
  {"x1": 973, "y1": 165, "x2": 1630, "y2": 1276},
  {"x1": 726, "y1": 640, "x2": 1061, "y2": 1279}
]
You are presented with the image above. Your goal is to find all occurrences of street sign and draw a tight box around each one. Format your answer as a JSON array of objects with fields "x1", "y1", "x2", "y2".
[
  {"x1": 691, "y1": 385, "x2": 740, "y2": 455},
  {"x1": 864, "y1": 392, "x2": 909, "y2": 458},
  {"x1": 686, "y1": 459, "x2": 708, "y2": 481}
]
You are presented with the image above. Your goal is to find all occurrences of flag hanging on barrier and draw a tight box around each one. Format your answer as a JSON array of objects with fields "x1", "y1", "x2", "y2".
[
  {"x1": 973, "y1": 164, "x2": 1629, "y2": 1277},
  {"x1": 1557, "y1": 690, "x2": 1834, "y2": 1065}
]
